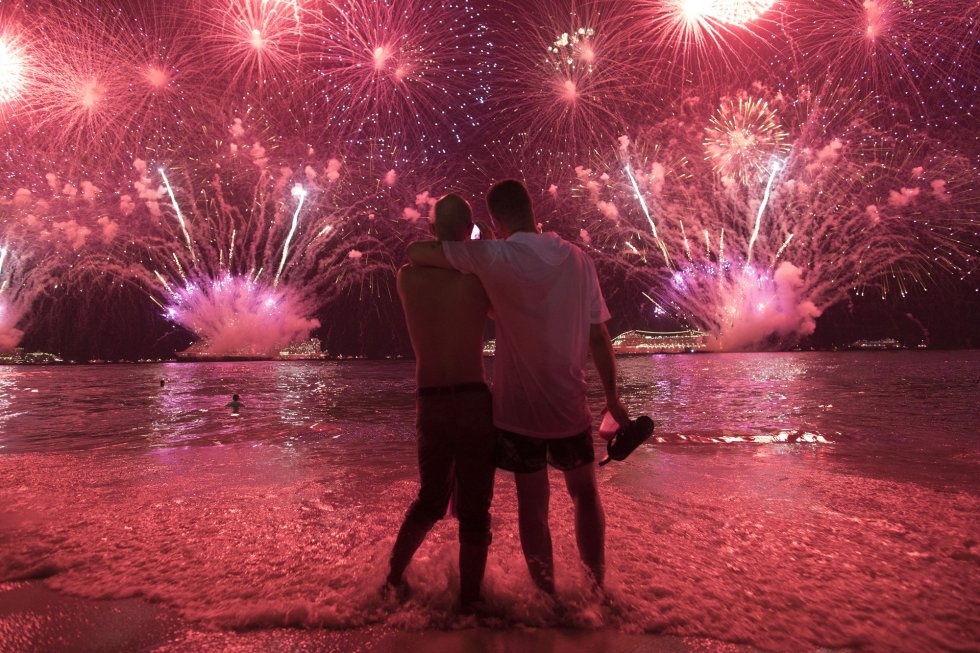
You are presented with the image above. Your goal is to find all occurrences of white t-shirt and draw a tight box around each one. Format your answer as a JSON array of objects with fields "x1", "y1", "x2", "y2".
[{"x1": 443, "y1": 231, "x2": 611, "y2": 438}]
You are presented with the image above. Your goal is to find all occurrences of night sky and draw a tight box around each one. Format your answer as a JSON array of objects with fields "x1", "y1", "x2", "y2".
[{"x1": 1, "y1": 0, "x2": 977, "y2": 359}]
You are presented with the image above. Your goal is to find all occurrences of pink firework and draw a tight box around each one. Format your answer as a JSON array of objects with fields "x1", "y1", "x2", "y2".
[
  {"x1": 568, "y1": 89, "x2": 977, "y2": 349},
  {"x1": 20, "y1": 4, "x2": 187, "y2": 165},
  {"x1": 674, "y1": 0, "x2": 776, "y2": 26},
  {"x1": 23, "y1": 3, "x2": 130, "y2": 157},
  {"x1": 310, "y1": 0, "x2": 491, "y2": 157},
  {"x1": 196, "y1": 0, "x2": 307, "y2": 95},
  {"x1": 115, "y1": 7, "x2": 218, "y2": 156},
  {"x1": 490, "y1": 0, "x2": 645, "y2": 178},
  {"x1": 84, "y1": 119, "x2": 447, "y2": 355},
  {"x1": 0, "y1": 170, "x2": 119, "y2": 350},
  {"x1": 633, "y1": 0, "x2": 777, "y2": 80},
  {"x1": 13, "y1": 3, "x2": 228, "y2": 167},
  {"x1": 0, "y1": 26, "x2": 28, "y2": 113},
  {"x1": 780, "y1": 0, "x2": 978, "y2": 121},
  {"x1": 703, "y1": 96, "x2": 790, "y2": 185}
]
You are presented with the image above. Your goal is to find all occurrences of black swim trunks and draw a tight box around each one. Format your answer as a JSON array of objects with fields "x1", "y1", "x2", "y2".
[
  {"x1": 401, "y1": 383, "x2": 498, "y2": 546},
  {"x1": 497, "y1": 428, "x2": 595, "y2": 473}
]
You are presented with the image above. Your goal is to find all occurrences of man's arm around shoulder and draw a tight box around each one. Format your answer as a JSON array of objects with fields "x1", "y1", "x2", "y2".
[{"x1": 406, "y1": 241, "x2": 454, "y2": 269}]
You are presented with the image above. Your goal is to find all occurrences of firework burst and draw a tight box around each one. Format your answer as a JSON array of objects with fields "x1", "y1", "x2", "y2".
[
  {"x1": 310, "y1": 0, "x2": 491, "y2": 158},
  {"x1": 12, "y1": 4, "x2": 198, "y2": 167},
  {"x1": 0, "y1": 0, "x2": 975, "y2": 353},
  {"x1": 0, "y1": 28, "x2": 28, "y2": 112},
  {"x1": 703, "y1": 96, "x2": 789, "y2": 185},
  {"x1": 779, "y1": 0, "x2": 978, "y2": 126},
  {"x1": 571, "y1": 89, "x2": 977, "y2": 349},
  {"x1": 690, "y1": 0, "x2": 776, "y2": 26},
  {"x1": 489, "y1": 0, "x2": 646, "y2": 177},
  {"x1": 98, "y1": 123, "x2": 444, "y2": 355},
  {"x1": 0, "y1": 244, "x2": 31, "y2": 350},
  {"x1": 0, "y1": 171, "x2": 117, "y2": 350},
  {"x1": 633, "y1": 0, "x2": 777, "y2": 83},
  {"x1": 196, "y1": 0, "x2": 308, "y2": 96}
]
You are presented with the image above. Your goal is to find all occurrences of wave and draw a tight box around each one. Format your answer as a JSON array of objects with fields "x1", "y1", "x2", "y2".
[{"x1": 1, "y1": 449, "x2": 976, "y2": 651}]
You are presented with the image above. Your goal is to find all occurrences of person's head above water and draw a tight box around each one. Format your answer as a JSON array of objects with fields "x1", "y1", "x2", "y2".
[
  {"x1": 487, "y1": 179, "x2": 535, "y2": 237},
  {"x1": 232, "y1": 393, "x2": 239, "y2": 402},
  {"x1": 430, "y1": 193, "x2": 473, "y2": 242}
]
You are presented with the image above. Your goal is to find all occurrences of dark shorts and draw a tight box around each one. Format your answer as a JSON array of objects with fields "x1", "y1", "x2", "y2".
[
  {"x1": 497, "y1": 428, "x2": 595, "y2": 473},
  {"x1": 403, "y1": 384, "x2": 498, "y2": 546}
]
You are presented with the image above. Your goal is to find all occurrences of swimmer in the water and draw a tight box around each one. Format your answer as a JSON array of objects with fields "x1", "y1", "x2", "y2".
[{"x1": 226, "y1": 393, "x2": 244, "y2": 414}]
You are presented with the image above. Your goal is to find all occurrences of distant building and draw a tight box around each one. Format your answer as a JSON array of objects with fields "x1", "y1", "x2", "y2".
[
  {"x1": 278, "y1": 338, "x2": 328, "y2": 360},
  {"x1": 484, "y1": 331, "x2": 708, "y2": 357},
  {"x1": 612, "y1": 330, "x2": 708, "y2": 355},
  {"x1": 176, "y1": 338, "x2": 328, "y2": 361},
  {"x1": 849, "y1": 338, "x2": 904, "y2": 350},
  {"x1": 0, "y1": 348, "x2": 64, "y2": 364},
  {"x1": 176, "y1": 341, "x2": 270, "y2": 361}
]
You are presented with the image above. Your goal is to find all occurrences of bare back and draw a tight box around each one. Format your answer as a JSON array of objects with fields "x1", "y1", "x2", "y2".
[{"x1": 397, "y1": 264, "x2": 490, "y2": 388}]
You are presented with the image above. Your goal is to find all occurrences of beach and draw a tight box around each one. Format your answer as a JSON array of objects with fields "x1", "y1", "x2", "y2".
[{"x1": 1, "y1": 353, "x2": 977, "y2": 651}]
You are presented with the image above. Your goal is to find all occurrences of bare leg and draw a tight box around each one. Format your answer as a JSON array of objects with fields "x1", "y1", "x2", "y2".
[
  {"x1": 514, "y1": 469, "x2": 554, "y2": 595},
  {"x1": 563, "y1": 463, "x2": 605, "y2": 588}
]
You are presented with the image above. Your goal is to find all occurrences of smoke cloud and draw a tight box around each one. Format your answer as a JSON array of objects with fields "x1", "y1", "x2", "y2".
[
  {"x1": 173, "y1": 276, "x2": 320, "y2": 357},
  {"x1": 707, "y1": 262, "x2": 822, "y2": 351}
]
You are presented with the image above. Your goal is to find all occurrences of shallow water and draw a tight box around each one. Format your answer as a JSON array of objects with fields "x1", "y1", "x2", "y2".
[{"x1": 1, "y1": 353, "x2": 978, "y2": 651}]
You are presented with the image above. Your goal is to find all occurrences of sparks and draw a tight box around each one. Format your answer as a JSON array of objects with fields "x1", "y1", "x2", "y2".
[
  {"x1": 159, "y1": 168, "x2": 197, "y2": 263},
  {"x1": 273, "y1": 185, "x2": 307, "y2": 288},
  {"x1": 747, "y1": 159, "x2": 782, "y2": 264},
  {"x1": 0, "y1": 34, "x2": 26, "y2": 105}
]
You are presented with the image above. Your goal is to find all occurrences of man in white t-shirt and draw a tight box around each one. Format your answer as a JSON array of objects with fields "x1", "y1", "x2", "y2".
[{"x1": 406, "y1": 179, "x2": 629, "y2": 595}]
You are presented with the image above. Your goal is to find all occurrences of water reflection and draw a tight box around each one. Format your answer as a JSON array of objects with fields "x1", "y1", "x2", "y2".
[
  {"x1": 0, "y1": 366, "x2": 18, "y2": 444},
  {"x1": 1, "y1": 353, "x2": 977, "y2": 465}
]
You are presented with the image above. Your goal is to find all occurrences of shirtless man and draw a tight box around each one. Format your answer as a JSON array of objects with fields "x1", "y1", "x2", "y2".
[{"x1": 385, "y1": 194, "x2": 497, "y2": 610}]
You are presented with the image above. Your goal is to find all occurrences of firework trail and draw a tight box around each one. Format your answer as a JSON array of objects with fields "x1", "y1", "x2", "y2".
[
  {"x1": 101, "y1": 122, "x2": 444, "y2": 356},
  {"x1": 0, "y1": 169, "x2": 119, "y2": 350},
  {"x1": 569, "y1": 88, "x2": 977, "y2": 350}
]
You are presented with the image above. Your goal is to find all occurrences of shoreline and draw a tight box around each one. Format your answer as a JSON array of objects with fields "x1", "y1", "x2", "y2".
[
  {"x1": 0, "y1": 581, "x2": 757, "y2": 653},
  {"x1": 2, "y1": 354, "x2": 976, "y2": 650},
  {"x1": 2, "y1": 347, "x2": 977, "y2": 367}
]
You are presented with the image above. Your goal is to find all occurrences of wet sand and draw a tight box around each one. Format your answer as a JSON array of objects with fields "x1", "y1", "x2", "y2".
[
  {"x1": 2, "y1": 355, "x2": 978, "y2": 651},
  {"x1": 0, "y1": 582, "x2": 754, "y2": 653}
]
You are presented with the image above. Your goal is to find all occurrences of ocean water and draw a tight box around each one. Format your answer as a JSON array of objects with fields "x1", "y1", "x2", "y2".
[{"x1": 1, "y1": 352, "x2": 978, "y2": 651}]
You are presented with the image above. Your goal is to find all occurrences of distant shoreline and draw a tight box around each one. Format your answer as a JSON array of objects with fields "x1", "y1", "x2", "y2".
[{"x1": 1, "y1": 348, "x2": 976, "y2": 366}]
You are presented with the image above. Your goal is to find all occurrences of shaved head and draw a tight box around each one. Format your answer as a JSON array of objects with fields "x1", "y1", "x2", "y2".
[{"x1": 432, "y1": 193, "x2": 473, "y2": 242}]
